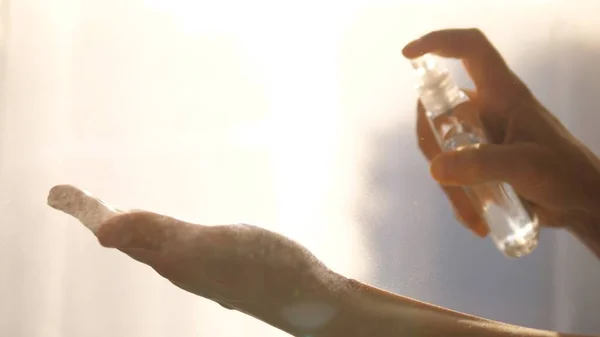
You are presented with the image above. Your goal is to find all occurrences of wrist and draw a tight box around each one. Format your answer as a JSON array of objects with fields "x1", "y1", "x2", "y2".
[
  {"x1": 320, "y1": 279, "x2": 479, "y2": 337},
  {"x1": 568, "y1": 145, "x2": 600, "y2": 258},
  {"x1": 240, "y1": 268, "x2": 577, "y2": 337},
  {"x1": 569, "y1": 218, "x2": 600, "y2": 259}
]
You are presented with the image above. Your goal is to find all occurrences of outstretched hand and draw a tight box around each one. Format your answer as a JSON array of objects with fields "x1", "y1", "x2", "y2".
[
  {"x1": 97, "y1": 212, "x2": 338, "y2": 312},
  {"x1": 47, "y1": 185, "x2": 343, "y2": 334}
]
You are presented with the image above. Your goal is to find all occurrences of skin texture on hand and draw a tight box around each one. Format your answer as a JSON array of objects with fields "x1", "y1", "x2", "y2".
[
  {"x1": 403, "y1": 28, "x2": 600, "y2": 257},
  {"x1": 97, "y1": 213, "x2": 348, "y2": 324},
  {"x1": 47, "y1": 184, "x2": 122, "y2": 233},
  {"x1": 47, "y1": 184, "x2": 594, "y2": 337},
  {"x1": 47, "y1": 184, "x2": 348, "y2": 335}
]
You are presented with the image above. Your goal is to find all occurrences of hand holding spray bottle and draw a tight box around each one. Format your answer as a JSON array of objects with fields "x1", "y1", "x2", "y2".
[{"x1": 409, "y1": 54, "x2": 540, "y2": 258}]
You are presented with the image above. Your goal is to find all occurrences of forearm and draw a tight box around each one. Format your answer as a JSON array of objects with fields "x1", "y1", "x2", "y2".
[{"x1": 257, "y1": 274, "x2": 592, "y2": 337}]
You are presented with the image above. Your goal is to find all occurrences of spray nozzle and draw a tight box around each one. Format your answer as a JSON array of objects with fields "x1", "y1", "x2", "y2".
[
  {"x1": 409, "y1": 53, "x2": 466, "y2": 117},
  {"x1": 410, "y1": 53, "x2": 437, "y2": 71},
  {"x1": 410, "y1": 54, "x2": 450, "y2": 89}
]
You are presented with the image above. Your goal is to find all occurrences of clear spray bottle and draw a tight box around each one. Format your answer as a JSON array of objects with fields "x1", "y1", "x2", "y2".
[{"x1": 410, "y1": 54, "x2": 540, "y2": 258}]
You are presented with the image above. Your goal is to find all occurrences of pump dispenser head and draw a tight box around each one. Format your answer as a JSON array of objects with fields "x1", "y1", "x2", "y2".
[
  {"x1": 410, "y1": 54, "x2": 467, "y2": 117},
  {"x1": 410, "y1": 54, "x2": 446, "y2": 87}
]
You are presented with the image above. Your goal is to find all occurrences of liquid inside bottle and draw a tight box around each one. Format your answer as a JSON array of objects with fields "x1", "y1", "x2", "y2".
[{"x1": 411, "y1": 54, "x2": 540, "y2": 258}]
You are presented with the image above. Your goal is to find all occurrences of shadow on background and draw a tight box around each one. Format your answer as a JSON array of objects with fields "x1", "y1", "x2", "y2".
[
  {"x1": 356, "y1": 39, "x2": 600, "y2": 335},
  {"x1": 519, "y1": 39, "x2": 600, "y2": 336}
]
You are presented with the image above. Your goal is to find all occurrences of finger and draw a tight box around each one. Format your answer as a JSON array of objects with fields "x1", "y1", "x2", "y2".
[
  {"x1": 403, "y1": 28, "x2": 530, "y2": 108},
  {"x1": 459, "y1": 90, "x2": 506, "y2": 144},
  {"x1": 430, "y1": 143, "x2": 552, "y2": 202},
  {"x1": 96, "y1": 211, "x2": 194, "y2": 251},
  {"x1": 462, "y1": 89, "x2": 477, "y2": 102},
  {"x1": 441, "y1": 186, "x2": 488, "y2": 237},
  {"x1": 47, "y1": 184, "x2": 121, "y2": 234}
]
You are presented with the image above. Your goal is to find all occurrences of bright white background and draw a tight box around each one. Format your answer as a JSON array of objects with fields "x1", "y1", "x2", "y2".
[{"x1": 1, "y1": 0, "x2": 599, "y2": 336}]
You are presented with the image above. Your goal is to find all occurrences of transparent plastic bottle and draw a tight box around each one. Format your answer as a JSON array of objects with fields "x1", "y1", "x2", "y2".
[{"x1": 410, "y1": 54, "x2": 539, "y2": 258}]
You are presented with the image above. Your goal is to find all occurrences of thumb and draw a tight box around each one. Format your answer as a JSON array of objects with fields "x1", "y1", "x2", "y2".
[
  {"x1": 430, "y1": 143, "x2": 551, "y2": 199},
  {"x1": 97, "y1": 211, "x2": 194, "y2": 250}
]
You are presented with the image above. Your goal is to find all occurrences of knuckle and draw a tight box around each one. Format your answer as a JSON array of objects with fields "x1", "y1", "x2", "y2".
[
  {"x1": 466, "y1": 28, "x2": 486, "y2": 40},
  {"x1": 465, "y1": 28, "x2": 496, "y2": 56}
]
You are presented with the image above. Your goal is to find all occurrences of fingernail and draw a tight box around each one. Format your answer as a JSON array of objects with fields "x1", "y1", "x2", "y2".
[
  {"x1": 402, "y1": 39, "x2": 420, "y2": 56},
  {"x1": 472, "y1": 225, "x2": 488, "y2": 238},
  {"x1": 430, "y1": 157, "x2": 453, "y2": 183}
]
